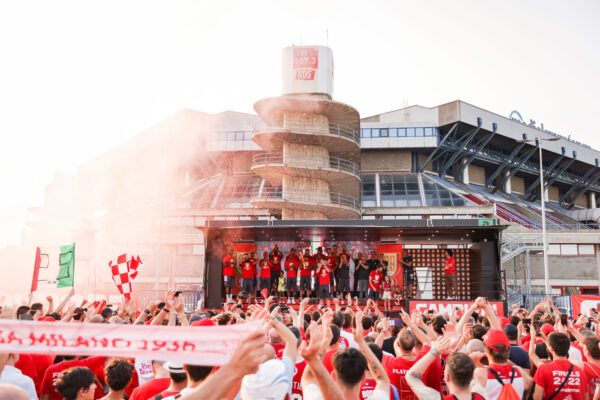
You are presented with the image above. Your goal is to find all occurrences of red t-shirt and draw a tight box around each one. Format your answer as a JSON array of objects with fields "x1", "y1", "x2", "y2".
[
  {"x1": 285, "y1": 256, "x2": 299, "y2": 278},
  {"x1": 322, "y1": 349, "x2": 338, "y2": 373},
  {"x1": 300, "y1": 257, "x2": 314, "y2": 277},
  {"x1": 40, "y1": 357, "x2": 106, "y2": 400},
  {"x1": 369, "y1": 271, "x2": 383, "y2": 291},
  {"x1": 270, "y1": 252, "x2": 282, "y2": 272},
  {"x1": 259, "y1": 259, "x2": 271, "y2": 278},
  {"x1": 292, "y1": 359, "x2": 307, "y2": 399},
  {"x1": 241, "y1": 260, "x2": 256, "y2": 279},
  {"x1": 222, "y1": 255, "x2": 235, "y2": 276},
  {"x1": 328, "y1": 254, "x2": 338, "y2": 270},
  {"x1": 534, "y1": 360, "x2": 588, "y2": 400},
  {"x1": 383, "y1": 355, "x2": 423, "y2": 400},
  {"x1": 318, "y1": 267, "x2": 331, "y2": 285},
  {"x1": 583, "y1": 362, "x2": 600, "y2": 399},
  {"x1": 359, "y1": 378, "x2": 397, "y2": 400},
  {"x1": 444, "y1": 257, "x2": 456, "y2": 274},
  {"x1": 130, "y1": 377, "x2": 170, "y2": 400}
]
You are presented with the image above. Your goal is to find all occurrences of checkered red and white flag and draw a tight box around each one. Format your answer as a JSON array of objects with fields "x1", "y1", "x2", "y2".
[{"x1": 109, "y1": 254, "x2": 142, "y2": 300}]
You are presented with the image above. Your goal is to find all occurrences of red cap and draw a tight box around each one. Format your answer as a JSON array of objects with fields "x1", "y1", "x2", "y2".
[
  {"x1": 191, "y1": 318, "x2": 216, "y2": 327},
  {"x1": 541, "y1": 324, "x2": 555, "y2": 336},
  {"x1": 573, "y1": 323, "x2": 581, "y2": 329},
  {"x1": 39, "y1": 316, "x2": 56, "y2": 322},
  {"x1": 498, "y1": 317, "x2": 511, "y2": 328},
  {"x1": 483, "y1": 328, "x2": 510, "y2": 352}
]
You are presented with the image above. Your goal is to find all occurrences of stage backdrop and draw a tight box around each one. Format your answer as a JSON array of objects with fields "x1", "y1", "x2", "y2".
[{"x1": 377, "y1": 244, "x2": 403, "y2": 293}]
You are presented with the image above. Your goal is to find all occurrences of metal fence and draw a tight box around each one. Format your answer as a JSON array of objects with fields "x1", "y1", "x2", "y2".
[
  {"x1": 251, "y1": 187, "x2": 361, "y2": 212},
  {"x1": 252, "y1": 153, "x2": 360, "y2": 177},
  {"x1": 506, "y1": 291, "x2": 573, "y2": 315},
  {"x1": 136, "y1": 290, "x2": 203, "y2": 312},
  {"x1": 255, "y1": 119, "x2": 360, "y2": 143}
]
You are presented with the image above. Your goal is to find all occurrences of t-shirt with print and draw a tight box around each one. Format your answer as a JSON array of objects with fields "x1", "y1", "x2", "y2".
[
  {"x1": 40, "y1": 357, "x2": 106, "y2": 400},
  {"x1": 241, "y1": 260, "x2": 256, "y2": 279},
  {"x1": 533, "y1": 360, "x2": 588, "y2": 400},
  {"x1": 259, "y1": 259, "x2": 271, "y2": 278},
  {"x1": 318, "y1": 267, "x2": 331, "y2": 285},
  {"x1": 285, "y1": 256, "x2": 299, "y2": 278},
  {"x1": 583, "y1": 362, "x2": 600, "y2": 399},
  {"x1": 222, "y1": 255, "x2": 235, "y2": 276},
  {"x1": 369, "y1": 270, "x2": 382, "y2": 291}
]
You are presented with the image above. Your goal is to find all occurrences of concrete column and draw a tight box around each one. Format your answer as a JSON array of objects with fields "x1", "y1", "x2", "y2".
[
  {"x1": 461, "y1": 159, "x2": 470, "y2": 185},
  {"x1": 504, "y1": 173, "x2": 512, "y2": 194},
  {"x1": 375, "y1": 173, "x2": 381, "y2": 207},
  {"x1": 589, "y1": 192, "x2": 596, "y2": 209}
]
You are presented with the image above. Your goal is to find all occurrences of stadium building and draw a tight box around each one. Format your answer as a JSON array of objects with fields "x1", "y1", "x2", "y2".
[{"x1": 15, "y1": 46, "x2": 600, "y2": 308}]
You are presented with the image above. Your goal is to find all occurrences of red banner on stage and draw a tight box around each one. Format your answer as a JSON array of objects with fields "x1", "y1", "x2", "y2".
[
  {"x1": 571, "y1": 295, "x2": 600, "y2": 317},
  {"x1": 407, "y1": 299, "x2": 506, "y2": 317}
]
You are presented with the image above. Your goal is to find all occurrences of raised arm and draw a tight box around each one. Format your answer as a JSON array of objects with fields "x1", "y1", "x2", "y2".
[
  {"x1": 54, "y1": 287, "x2": 75, "y2": 314},
  {"x1": 406, "y1": 337, "x2": 449, "y2": 400},
  {"x1": 476, "y1": 297, "x2": 500, "y2": 329},
  {"x1": 401, "y1": 310, "x2": 431, "y2": 347},
  {"x1": 355, "y1": 311, "x2": 390, "y2": 394}
]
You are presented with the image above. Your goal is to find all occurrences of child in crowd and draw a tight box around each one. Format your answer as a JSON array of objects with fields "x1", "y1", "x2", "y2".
[
  {"x1": 381, "y1": 275, "x2": 392, "y2": 310},
  {"x1": 393, "y1": 285, "x2": 402, "y2": 306},
  {"x1": 277, "y1": 271, "x2": 286, "y2": 299}
]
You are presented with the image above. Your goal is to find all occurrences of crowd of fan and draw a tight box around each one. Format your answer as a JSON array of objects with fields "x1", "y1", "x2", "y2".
[{"x1": 1, "y1": 290, "x2": 600, "y2": 400}]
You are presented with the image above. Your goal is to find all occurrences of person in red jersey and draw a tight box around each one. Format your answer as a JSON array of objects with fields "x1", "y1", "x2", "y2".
[
  {"x1": 532, "y1": 331, "x2": 589, "y2": 400},
  {"x1": 40, "y1": 356, "x2": 106, "y2": 400},
  {"x1": 222, "y1": 247, "x2": 236, "y2": 304},
  {"x1": 407, "y1": 336, "x2": 488, "y2": 400},
  {"x1": 258, "y1": 251, "x2": 272, "y2": 302},
  {"x1": 368, "y1": 265, "x2": 383, "y2": 301},
  {"x1": 566, "y1": 324, "x2": 600, "y2": 399},
  {"x1": 269, "y1": 244, "x2": 284, "y2": 291},
  {"x1": 129, "y1": 361, "x2": 170, "y2": 400},
  {"x1": 316, "y1": 257, "x2": 332, "y2": 306},
  {"x1": 359, "y1": 343, "x2": 401, "y2": 400},
  {"x1": 240, "y1": 253, "x2": 257, "y2": 303},
  {"x1": 15, "y1": 352, "x2": 53, "y2": 395},
  {"x1": 285, "y1": 248, "x2": 300, "y2": 304},
  {"x1": 299, "y1": 248, "x2": 314, "y2": 299},
  {"x1": 444, "y1": 249, "x2": 457, "y2": 299},
  {"x1": 480, "y1": 328, "x2": 531, "y2": 400}
]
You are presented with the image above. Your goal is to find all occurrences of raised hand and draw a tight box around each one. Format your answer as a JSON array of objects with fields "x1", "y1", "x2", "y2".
[
  {"x1": 433, "y1": 336, "x2": 452, "y2": 355},
  {"x1": 354, "y1": 311, "x2": 365, "y2": 342},
  {"x1": 301, "y1": 322, "x2": 324, "y2": 361}
]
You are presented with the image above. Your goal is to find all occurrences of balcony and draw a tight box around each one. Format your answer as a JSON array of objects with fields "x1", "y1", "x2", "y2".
[
  {"x1": 251, "y1": 119, "x2": 360, "y2": 153},
  {"x1": 251, "y1": 153, "x2": 360, "y2": 196},
  {"x1": 250, "y1": 187, "x2": 361, "y2": 219}
]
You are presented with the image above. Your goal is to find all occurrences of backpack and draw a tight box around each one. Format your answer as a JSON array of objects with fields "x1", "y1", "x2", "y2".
[{"x1": 487, "y1": 367, "x2": 521, "y2": 400}]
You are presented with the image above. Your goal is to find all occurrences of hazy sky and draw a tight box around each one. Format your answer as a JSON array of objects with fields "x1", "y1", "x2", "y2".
[{"x1": 1, "y1": 1, "x2": 599, "y2": 247}]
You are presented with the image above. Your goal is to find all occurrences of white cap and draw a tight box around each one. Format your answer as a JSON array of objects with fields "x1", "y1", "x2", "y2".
[
  {"x1": 241, "y1": 359, "x2": 291, "y2": 400},
  {"x1": 164, "y1": 361, "x2": 185, "y2": 374}
]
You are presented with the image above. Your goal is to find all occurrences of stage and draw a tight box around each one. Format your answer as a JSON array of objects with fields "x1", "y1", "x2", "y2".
[{"x1": 201, "y1": 219, "x2": 506, "y2": 309}]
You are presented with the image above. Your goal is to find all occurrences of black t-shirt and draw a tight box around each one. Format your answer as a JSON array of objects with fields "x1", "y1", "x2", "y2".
[
  {"x1": 356, "y1": 261, "x2": 370, "y2": 280},
  {"x1": 382, "y1": 336, "x2": 396, "y2": 356},
  {"x1": 509, "y1": 344, "x2": 531, "y2": 370},
  {"x1": 338, "y1": 263, "x2": 350, "y2": 279},
  {"x1": 365, "y1": 259, "x2": 381, "y2": 273},
  {"x1": 403, "y1": 256, "x2": 414, "y2": 272}
]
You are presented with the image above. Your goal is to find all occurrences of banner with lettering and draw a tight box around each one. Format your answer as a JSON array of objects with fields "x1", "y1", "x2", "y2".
[
  {"x1": 571, "y1": 294, "x2": 600, "y2": 317},
  {"x1": 407, "y1": 299, "x2": 506, "y2": 317},
  {"x1": 0, "y1": 320, "x2": 260, "y2": 366}
]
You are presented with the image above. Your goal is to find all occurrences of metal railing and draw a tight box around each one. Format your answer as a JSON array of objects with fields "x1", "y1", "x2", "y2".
[
  {"x1": 251, "y1": 153, "x2": 360, "y2": 177},
  {"x1": 136, "y1": 290, "x2": 203, "y2": 312},
  {"x1": 506, "y1": 290, "x2": 572, "y2": 315},
  {"x1": 501, "y1": 233, "x2": 544, "y2": 263},
  {"x1": 254, "y1": 119, "x2": 360, "y2": 144},
  {"x1": 251, "y1": 187, "x2": 361, "y2": 212}
]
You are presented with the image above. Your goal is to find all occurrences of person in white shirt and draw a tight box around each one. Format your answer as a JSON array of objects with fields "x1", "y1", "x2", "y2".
[{"x1": 0, "y1": 354, "x2": 38, "y2": 399}]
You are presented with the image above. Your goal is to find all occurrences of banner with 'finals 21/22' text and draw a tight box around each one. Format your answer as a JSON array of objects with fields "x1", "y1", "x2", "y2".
[{"x1": 0, "y1": 320, "x2": 260, "y2": 366}]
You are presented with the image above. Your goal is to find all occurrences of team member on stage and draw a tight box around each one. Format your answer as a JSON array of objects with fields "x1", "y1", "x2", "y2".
[
  {"x1": 269, "y1": 244, "x2": 283, "y2": 292},
  {"x1": 222, "y1": 247, "x2": 236, "y2": 304},
  {"x1": 299, "y1": 248, "x2": 314, "y2": 299},
  {"x1": 337, "y1": 248, "x2": 351, "y2": 304},
  {"x1": 328, "y1": 244, "x2": 339, "y2": 298},
  {"x1": 444, "y1": 249, "x2": 457, "y2": 299},
  {"x1": 284, "y1": 248, "x2": 300, "y2": 304},
  {"x1": 368, "y1": 264, "x2": 383, "y2": 301},
  {"x1": 400, "y1": 249, "x2": 415, "y2": 299},
  {"x1": 258, "y1": 251, "x2": 272, "y2": 303},
  {"x1": 249, "y1": 250, "x2": 258, "y2": 300},
  {"x1": 316, "y1": 257, "x2": 332, "y2": 306},
  {"x1": 240, "y1": 253, "x2": 256, "y2": 303},
  {"x1": 356, "y1": 253, "x2": 370, "y2": 304}
]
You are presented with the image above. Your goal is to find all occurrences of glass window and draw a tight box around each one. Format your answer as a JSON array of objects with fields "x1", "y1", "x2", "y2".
[
  {"x1": 390, "y1": 128, "x2": 398, "y2": 137},
  {"x1": 244, "y1": 131, "x2": 252, "y2": 140},
  {"x1": 361, "y1": 175, "x2": 377, "y2": 207},
  {"x1": 579, "y1": 244, "x2": 595, "y2": 255},
  {"x1": 415, "y1": 127, "x2": 425, "y2": 136},
  {"x1": 397, "y1": 128, "x2": 405, "y2": 137},
  {"x1": 227, "y1": 132, "x2": 236, "y2": 140},
  {"x1": 425, "y1": 127, "x2": 434, "y2": 136},
  {"x1": 362, "y1": 215, "x2": 376, "y2": 220},
  {"x1": 407, "y1": 128, "x2": 416, "y2": 137},
  {"x1": 548, "y1": 244, "x2": 561, "y2": 255},
  {"x1": 422, "y1": 176, "x2": 471, "y2": 207},
  {"x1": 372, "y1": 129, "x2": 380, "y2": 138},
  {"x1": 362, "y1": 129, "x2": 370, "y2": 138},
  {"x1": 379, "y1": 175, "x2": 422, "y2": 207},
  {"x1": 236, "y1": 131, "x2": 245, "y2": 140},
  {"x1": 561, "y1": 244, "x2": 578, "y2": 255},
  {"x1": 380, "y1": 128, "x2": 389, "y2": 137}
]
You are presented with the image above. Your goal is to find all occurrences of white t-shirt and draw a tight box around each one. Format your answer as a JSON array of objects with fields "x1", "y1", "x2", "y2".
[
  {"x1": 339, "y1": 329, "x2": 359, "y2": 349},
  {"x1": 135, "y1": 359, "x2": 154, "y2": 385},
  {"x1": 569, "y1": 345, "x2": 583, "y2": 361},
  {"x1": 0, "y1": 365, "x2": 38, "y2": 400}
]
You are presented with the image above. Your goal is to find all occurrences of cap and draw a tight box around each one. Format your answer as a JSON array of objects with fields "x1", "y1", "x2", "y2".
[
  {"x1": 241, "y1": 359, "x2": 292, "y2": 400},
  {"x1": 39, "y1": 316, "x2": 56, "y2": 322},
  {"x1": 164, "y1": 361, "x2": 185, "y2": 374},
  {"x1": 498, "y1": 316, "x2": 511, "y2": 328},
  {"x1": 483, "y1": 328, "x2": 510, "y2": 352},
  {"x1": 541, "y1": 323, "x2": 555, "y2": 336},
  {"x1": 191, "y1": 318, "x2": 216, "y2": 327}
]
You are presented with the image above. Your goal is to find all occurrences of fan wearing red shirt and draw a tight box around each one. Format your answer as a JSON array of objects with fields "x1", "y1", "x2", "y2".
[
  {"x1": 129, "y1": 361, "x2": 170, "y2": 400},
  {"x1": 443, "y1": 249, "x2": 456, "y2": 299},
  {"x1": 284, "y1": 248, "x2": 300, "y2": 304},
  {"x1": 577, "y1": 335, "x2": 600, "y2": 399},
  {"x1": 533, "y1": 332, "x2": 588, "y2": 400},
  {"x1": 16, "y1": 352, "x2": 53, "y2": 395},
  {"x1": 368, "y1": 266, "x2": 383, "y2": 301},
  {"x1": 269, "y1": 244, "x2": 283, "y2": 290},
  {"x1": 222, "y1": 247, "x2": 236, "y2": 303},
  {"x1": 258, "y1": 252, "x2": 272, "y2": 300},
  {"x1": 316, "y1": 258, "x2": 332, "y2": 304},
  {"x1": 40, "y1": 356, "x2": 106, "y2": 400},
  {"x1": 299, "y1": 249, "x2": 314, "y2": 299},
  {"x1": 240, "y1": 253, "x2": 257, "y2": 302}
]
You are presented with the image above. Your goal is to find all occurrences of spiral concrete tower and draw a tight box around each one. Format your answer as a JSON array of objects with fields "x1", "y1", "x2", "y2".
[{"x1": 250, "y1": 46, "x2": 361, "y2": 219}]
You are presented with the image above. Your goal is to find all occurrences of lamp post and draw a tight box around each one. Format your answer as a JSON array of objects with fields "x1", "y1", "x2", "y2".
[{"x1": 516, "y1": 136, "x2": 560, "y2": 294}]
